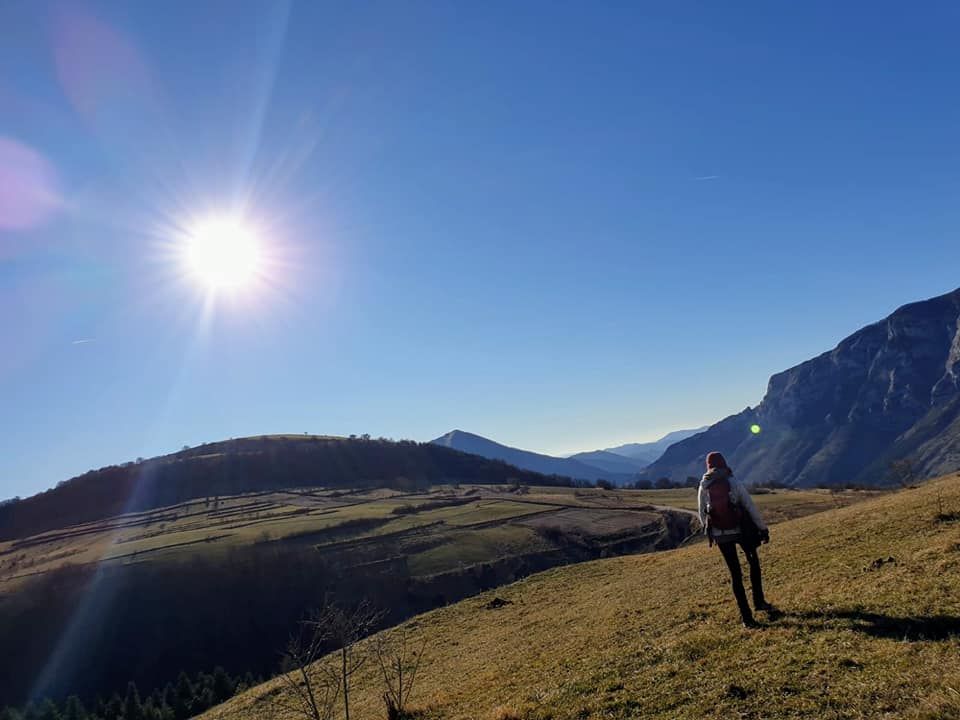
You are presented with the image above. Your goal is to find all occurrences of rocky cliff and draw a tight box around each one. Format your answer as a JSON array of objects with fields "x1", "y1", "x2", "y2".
[{"x1": 641, "y1": 288, "x2": 960, "y2": 486}]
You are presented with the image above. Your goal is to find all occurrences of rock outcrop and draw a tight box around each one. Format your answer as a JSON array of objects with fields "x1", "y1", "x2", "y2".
[{"x1": 641, "y1": 288, "x2": 960, "y2": 486}]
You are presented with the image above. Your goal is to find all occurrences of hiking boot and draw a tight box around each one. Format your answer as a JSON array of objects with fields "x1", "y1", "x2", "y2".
[
  {"x1": 755, "y1": 601, "x2": 780, "y2": 619},
  {"x1": 754, "y1": 600, "x2": 774, "y2": 612},
  {"x1": 742, "y1": 616, "x2": 760, "y2": 629}
]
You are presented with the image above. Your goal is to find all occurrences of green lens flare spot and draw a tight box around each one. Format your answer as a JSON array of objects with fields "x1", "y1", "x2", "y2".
[{"x1": 750, "y1": 424, "x2": 762, "y2": 435}]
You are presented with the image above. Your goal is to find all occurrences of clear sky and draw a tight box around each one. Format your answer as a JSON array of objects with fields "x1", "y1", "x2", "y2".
[{"x1": 3, "y1": 1, "x2": 960, "y2": 499}]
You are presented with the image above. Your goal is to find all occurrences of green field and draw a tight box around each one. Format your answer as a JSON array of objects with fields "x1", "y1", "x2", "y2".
[
  {"x1": 0, "y1": 484, "x2": 871, "y2": 591},
  {"x1": 407, "y1": 525, "x2": 548, "y2": 576}
]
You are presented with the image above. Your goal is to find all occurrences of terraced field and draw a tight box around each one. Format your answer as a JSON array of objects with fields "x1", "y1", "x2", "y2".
[{"x1": 0, "y1": 484, "x2": 872, "y2": 590}]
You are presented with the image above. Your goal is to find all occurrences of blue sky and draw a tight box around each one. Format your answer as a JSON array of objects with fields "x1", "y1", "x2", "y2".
[{"x1": 3, "y1": 1, "x2": 960, "y2": 498}]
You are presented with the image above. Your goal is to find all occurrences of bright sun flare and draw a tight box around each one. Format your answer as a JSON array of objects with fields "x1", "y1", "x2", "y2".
[{"x1": 183, "y1": 215, "x2": 262, "y2": 290}]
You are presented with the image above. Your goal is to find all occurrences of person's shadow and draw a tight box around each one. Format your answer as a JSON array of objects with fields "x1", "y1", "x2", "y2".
[{"x1": 777, "y1": 608, "x2": 960, "y2": 641}]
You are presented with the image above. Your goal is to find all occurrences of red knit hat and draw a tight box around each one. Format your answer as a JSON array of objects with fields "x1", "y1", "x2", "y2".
[{"x1": 706, "y1": 451, "x2": 728, "y2": 470}]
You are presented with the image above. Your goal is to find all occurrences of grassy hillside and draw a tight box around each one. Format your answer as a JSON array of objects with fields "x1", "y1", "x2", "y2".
[
  {"x1": 0, "y1": 484, "x2": 692, "y2": 707},
  {"x1": 0, "y1": 482, "x2": 865, "y2": 708},
  {"x1": 203, "y1": 475, "x2": 960, "y2": 720},
  {"x1": 0, "y1": 436, "x2": 563, "y2": 541}
]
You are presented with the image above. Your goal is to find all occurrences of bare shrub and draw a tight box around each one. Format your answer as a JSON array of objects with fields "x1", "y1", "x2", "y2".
[
  {"x1": 375, "y1": 628, "x2": 428, "y2": 720},
  {"x1": 275, "y1": 615, "x2": 341, "y2": 720},
  {"x1": 275, "y1": 602, "x2": 383, "y2": 720},
  {"x1": 887, "y1": 459, "x2": 915, "y2": 488}
]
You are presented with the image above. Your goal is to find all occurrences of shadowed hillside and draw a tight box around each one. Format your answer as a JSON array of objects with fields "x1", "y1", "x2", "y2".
[{"x1": 202, "y1": 474, "x2": 960, "y2": 720}]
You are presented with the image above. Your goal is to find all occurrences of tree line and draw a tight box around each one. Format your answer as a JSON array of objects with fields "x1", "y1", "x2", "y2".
[
  {"x1": 0, "y1": 667, "x2": 252, "y2": 720},
  {"x1": 0, "y1": 599, "x2": 432, "y2": 720}
]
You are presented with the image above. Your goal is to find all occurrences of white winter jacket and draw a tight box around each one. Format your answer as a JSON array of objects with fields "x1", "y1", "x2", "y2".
[{"x1": 697, "y1": 468, "x2": 767, "y2": 539}]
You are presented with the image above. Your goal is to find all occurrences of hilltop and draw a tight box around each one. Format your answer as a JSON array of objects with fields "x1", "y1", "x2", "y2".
[
  {"x1": 643, "y1": 287, "x2": 960, "y2": 487},
  {"x1": 203, "y1": 474, "x2": 960, "y2": 720},
  {"x1": 0, "y1": 435, "x2": 562, "y2": 541}
]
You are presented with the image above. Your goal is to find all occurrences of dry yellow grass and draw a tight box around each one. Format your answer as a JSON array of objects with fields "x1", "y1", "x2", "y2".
[{"x1": 201, "y1": 475, "x2": 960, "y2": 720}]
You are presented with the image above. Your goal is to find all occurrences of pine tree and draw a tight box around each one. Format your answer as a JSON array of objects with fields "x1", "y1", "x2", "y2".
[
  {"x1": 172, "y1": 672, "x2": 193, "y2": 720},
  {"x1": 124, "y1": 682, "x2": 144, "y2": 720},
  {"x1": 103, "y1": 693, "x2": 123, "y2": 720},
  {"x1": 36, "y1": 700, "x2": 60, "y2": 720},
  {"x1": 140, "y1": 698, "x2": 164, "y2": 720},
  {"x1": 0, "y1": 707, "x2": 24, "y2": 720},
  {"x1": 61, "y1": 697, "x2": 86, "y2": 720},
  {"x1": 240, "y1": 672, "x2": 255, "y2": 692},
  {"x1": 194, "y1": 671, "x2": 213, "y2": 700},
  {"x1": 211, "y1": 667, "x2": 235, "y2": 704},
  {"x1": 195, "y1": 688, "x2": 215, "y2": 715},
  {"x1": 21, "y1": 703, "x2": 40, "y2": 720},
  {"x1": 160, "y1": 683, "x2": 175, "y2": 714}
]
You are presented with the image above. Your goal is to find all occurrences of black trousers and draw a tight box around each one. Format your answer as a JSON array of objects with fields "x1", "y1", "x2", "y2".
[{"x1": 718, "y1": 540, "x2": 765, "y2": 620}]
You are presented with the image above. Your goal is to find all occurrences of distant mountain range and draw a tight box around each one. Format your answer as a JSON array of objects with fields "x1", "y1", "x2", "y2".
[
  {"x1": 430, "y1": 430, "x2": 624, "y2": 482},
  {"x1": 641, "y1": 287, "x2": 960, "y2": 487},
  {"x1": 562, "y1": 450, "x2": 646, "y2": 476},
  {"x1": 596, "y1": 427, "x2": 709, "y2": 465},
  {"x1": 431, "y1": 427, "x2": 706, "y2": 483}
]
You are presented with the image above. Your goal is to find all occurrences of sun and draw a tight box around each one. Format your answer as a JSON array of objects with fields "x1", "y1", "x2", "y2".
[{"x1": 182, "y1": 215, "x2": 263, "y2": 290}]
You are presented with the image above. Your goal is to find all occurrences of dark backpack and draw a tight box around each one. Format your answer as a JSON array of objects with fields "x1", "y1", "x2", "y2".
[{"x1": 707, "y1": 476, "x2": 742, "y2": 530}]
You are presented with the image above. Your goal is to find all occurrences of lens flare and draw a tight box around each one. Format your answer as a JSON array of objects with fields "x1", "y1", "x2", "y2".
[
  {"x1": 0, "y1": 137, "x2": 61, "y2": 231},
  {"x1": 182, "y1": 215, "x2": 262, "y2": 290},
  {"x1": 750, "y1": 424, "x2": 762, "y2": 435}
]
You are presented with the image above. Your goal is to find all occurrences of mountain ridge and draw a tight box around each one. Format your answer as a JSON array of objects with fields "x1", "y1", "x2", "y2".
[
  {"x1": 642, "y1": 287, "x2": 960, "y2": 486},
  {"x1": 430, "y1": 430, "x2": 631, "y2": 482},
  {"x1": 599, "y1": 426, "x2": 709, "y2": 464},
  {"x1": 432, "y1": 428, "x2": 709, "y2": 482},
  {"x1": 564, "y1": 449, "x2": 647, "y2": 475}
]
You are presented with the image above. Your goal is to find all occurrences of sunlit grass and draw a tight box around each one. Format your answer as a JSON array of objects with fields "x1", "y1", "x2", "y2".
[{"x1": 201, "y1": 476, "x2": 960, "y2": 720}]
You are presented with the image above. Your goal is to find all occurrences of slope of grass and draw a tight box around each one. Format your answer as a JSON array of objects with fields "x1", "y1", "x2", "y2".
[
  {"x1": 628, "y1": 486, "x2": 875, "y2": 524},
  {"x1": 203, "y1": 475, "x2": 960, "y2": 720},
  {"x1": 495, "y1": 485, "x2": 872, "y2": 525},
  {"x1": 407, "y1": 525, "x2": 548, "y2": 576}
]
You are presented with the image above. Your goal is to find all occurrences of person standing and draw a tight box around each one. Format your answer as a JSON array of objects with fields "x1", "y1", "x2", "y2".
[{"x1": 698, "y1": 451, "x2": 772, "y2": 627}]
